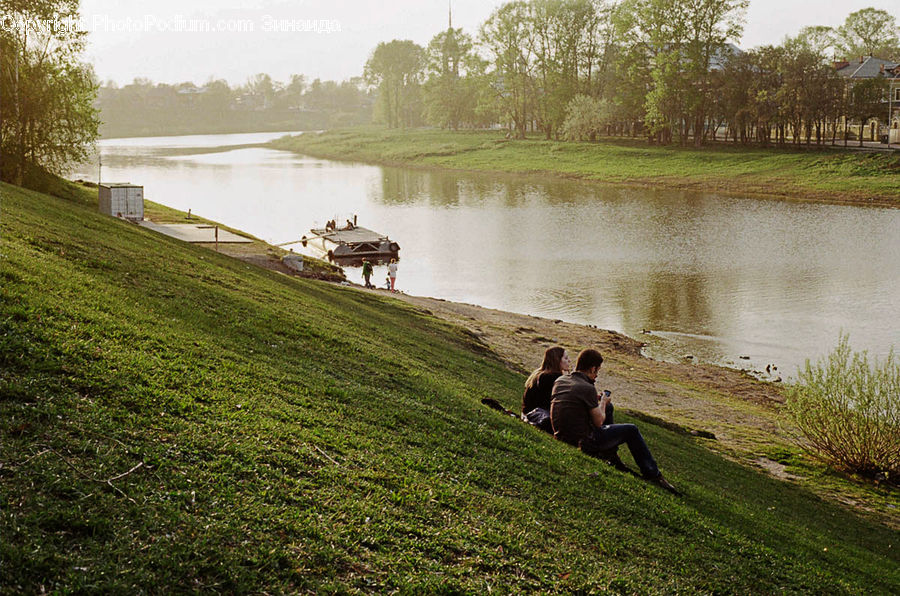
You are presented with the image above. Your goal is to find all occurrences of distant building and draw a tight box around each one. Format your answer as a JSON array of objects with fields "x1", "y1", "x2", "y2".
[
  {"x1": 233, "y1": 93, "x2": 268, "y2": 111},
  {"x1": 707, "y1": 43, "x2": 743, "y2": 72},
  {"x1": 833, "y1": 56, "x2": 900, "y2": 143},
  {"x1": 176, "y1": 83, "x2": 207, "y2": 105},
  {"x1": 833, "y1": 55, "x2": 899, "y2": 80}
]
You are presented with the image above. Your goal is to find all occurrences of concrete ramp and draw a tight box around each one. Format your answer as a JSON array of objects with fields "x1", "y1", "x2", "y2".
[{"x1": 139, "y1": 222, "x2": 252, "y2": 243}]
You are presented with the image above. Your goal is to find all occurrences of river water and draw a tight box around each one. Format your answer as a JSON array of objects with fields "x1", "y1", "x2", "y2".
[{"x1": 74, "y1": 131, "x2": 900, "y2": 377}]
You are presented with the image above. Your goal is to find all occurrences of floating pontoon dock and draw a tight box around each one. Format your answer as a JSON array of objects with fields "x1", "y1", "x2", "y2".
[{"x1": 299, "y1": 226, "x2": 400, "y2": 264}]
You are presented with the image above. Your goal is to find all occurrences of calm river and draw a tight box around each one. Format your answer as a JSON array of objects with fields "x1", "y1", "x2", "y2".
[{"x1": 75, "y1": 131, "x2": 900, "y2": 377}]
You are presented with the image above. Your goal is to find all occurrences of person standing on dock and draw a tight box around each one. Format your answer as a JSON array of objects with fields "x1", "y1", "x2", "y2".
[
  {"x1": 388, "y1": 259, "x2": 398, "y2": 292},
  {"x1": 362, "y1": 258, "x2": 374, "y2": 289}
]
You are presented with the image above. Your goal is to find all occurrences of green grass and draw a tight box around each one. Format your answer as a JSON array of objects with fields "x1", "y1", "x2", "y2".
[
  {"x1": 271, "y1": 127, "x2": 900, "y2": 205},
  {"x1": 1, "y1": 178, "x2": 898, "y2": 593}
]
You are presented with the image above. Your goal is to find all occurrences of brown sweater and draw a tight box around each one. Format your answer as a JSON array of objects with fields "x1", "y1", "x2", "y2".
[{"x1": 550, "y1": 372, "x2": 599, "y2": 446}]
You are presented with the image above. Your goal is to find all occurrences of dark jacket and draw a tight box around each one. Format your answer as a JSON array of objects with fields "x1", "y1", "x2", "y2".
[{"x1": 522, "y1": 371, "x2": 562, "y2": 414}]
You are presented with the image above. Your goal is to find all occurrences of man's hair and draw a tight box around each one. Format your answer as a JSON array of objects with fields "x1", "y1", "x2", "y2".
[{"x1": 575, "y1": 349, "x2": 604, "y2": 372}]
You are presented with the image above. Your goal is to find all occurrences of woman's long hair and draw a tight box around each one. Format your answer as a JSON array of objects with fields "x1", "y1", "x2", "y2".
[{"x1": 524, "y1": 346, "x2": 566, "y2": 389}]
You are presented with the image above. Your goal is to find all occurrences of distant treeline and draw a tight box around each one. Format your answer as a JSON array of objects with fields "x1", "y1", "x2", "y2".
[
  {"x1": 97, "y1": 75, "x2": 374, "y2": 138},
  {"x1": 364, "y1": 1, "x2": 900, "y2": 147}
]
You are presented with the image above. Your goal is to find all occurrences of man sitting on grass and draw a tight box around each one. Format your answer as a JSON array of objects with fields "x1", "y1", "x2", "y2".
[{"x1": 550, "y1": 348, "x2": 679, "y2": 494}]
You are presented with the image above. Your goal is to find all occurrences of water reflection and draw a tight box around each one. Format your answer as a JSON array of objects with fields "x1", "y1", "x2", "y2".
[
  {"x1": 76, "y1": 136, "x2": 900, "y2": 376},
  {"x1": 370, "y1": 167, "x2": 899, "y2": 374}
]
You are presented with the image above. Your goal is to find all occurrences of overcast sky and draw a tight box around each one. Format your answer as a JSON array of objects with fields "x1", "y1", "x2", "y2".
[{"x1": 78, "y1": 0, "x2": 899, "y2": 86}]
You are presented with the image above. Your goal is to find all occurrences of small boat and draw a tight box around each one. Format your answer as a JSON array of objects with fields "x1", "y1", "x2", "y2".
[{"x1": 300, "y1": 224, "x2": 400, "y2": 264}]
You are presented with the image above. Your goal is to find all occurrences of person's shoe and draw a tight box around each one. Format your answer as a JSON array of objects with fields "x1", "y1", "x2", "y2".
[{"x1": 650, "y1": 474, "x2": 681, "y2": 495}]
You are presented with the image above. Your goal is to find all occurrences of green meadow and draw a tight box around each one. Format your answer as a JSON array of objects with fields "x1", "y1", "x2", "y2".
[
  {"x1": 1, "y1": 180, "x2": 897, "y2": 593},
  {"x1": 270, "y1": 128, "x2": 900, "y2": 206}
]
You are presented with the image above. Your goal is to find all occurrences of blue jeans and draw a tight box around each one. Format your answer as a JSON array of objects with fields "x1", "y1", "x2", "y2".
[{"x1": 586, "y1": 403, "x2": 660, "y2": 479}]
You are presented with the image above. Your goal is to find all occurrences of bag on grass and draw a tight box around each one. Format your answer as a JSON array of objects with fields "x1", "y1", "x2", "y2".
[{"x1": 523, "y1": 407, "x2": 552, "y2": 433}]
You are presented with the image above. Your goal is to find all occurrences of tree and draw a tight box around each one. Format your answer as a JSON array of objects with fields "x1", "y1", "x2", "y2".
[
  {"x1": 615, "y1": 0, "x2": 747, "y2": 145},
  {"x1": 274, "y1": 74, "x2": 305, "y2": 110},
  {"x1": 480, "y1": 2, "x2": 537, "y2": 138},
  {"x1": 718, "y1": 47, "x2": 756, "y2": 143},
  {"x1": 604, "y1": 3, "x2": 654, "y2": 136},
  {"x1": 528, "y1": 0, "x2": 602, "y2": 139},
  {"x1": 837, "y1": 8, "x2": 900, "y2": 60},
  {"x1": 795, "y1": 25, "x2": 836, "y2": 58},
  {"x1": 1, "y1": 0, "x2": 99, "y2": 185},
  {"x1": 423, "y1": 26, "x2": 483, "y2": 129},
  {"x1": 246, "y1": 73, "x2": 277, "y2": 108},
  {"x1": 199, "y1": 79, "x2": 233, "y2": 115},
  {"x1": 847, "y1": 76, "x2": 888, "y2": 146},
  {"x1": 364, "y1": 40, "x2": 425, "y2": 128}
]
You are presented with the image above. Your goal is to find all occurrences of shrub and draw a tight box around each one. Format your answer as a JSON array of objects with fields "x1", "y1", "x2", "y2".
[
  {"x1": 785, "y1": 335, "x2": 899, "y2": 482},
  {"x1": 560, "y1": 95, "x2": 610, "y2": 141}
]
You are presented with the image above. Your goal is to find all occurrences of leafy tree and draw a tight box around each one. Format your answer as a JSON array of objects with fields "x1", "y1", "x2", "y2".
[
  {"x1": 528, "y1": 0, "x2": 604, "y2": 139},
  {"x1": 681, "y1": 0, "x2": 748, "y2": 146},
  {"x1": 749, "y1": 46, "x2": 785, "y2": 145},
  {"x1": 718, "y1": 47, "x2": 756, "y2": 143},
  {"x1": 364, "y1": 40, "x2": 425, "y2": 128},
  {"x1": 604, "y1": 3, "x2": 653, "y2": 136},
  {"x1": 200, "y1": 79, "x2": 234, "y2": 115},
  {"x1": 480, "y1": 1, "x2": 537, "y2": 138},
  {"x1": 777, "y1": 44, "x2": 816, "y2": 146},
  {"x1": 245, "y1": 73, "x2": 278, "y2": 108},
  {"x1": 1, "y1": 0, "x2": 99, "y2": 184},
  {"x1": 578, "y1": 0, "x2": 614, "y2": 99},
  {"x1": 837, "y1": 8, "x2": 900, "y2": 60},
  {"x1": 795, "y1": 25, "x2": 836, "y2": 58},
  {"x1": 847, "y1": 76, "x2": 888, "y2": 146},
  {"x1": 423, "y1": 27, "x2": 484, "y2": 129},
  {"x1": 274, "y1": 74, "x2": 306, "y2": 110},
  {"x1": 619, "y1": 0, "x2": 747, "y2": 146},
  {"x1": 777, "y1": 38, "x2": 844, "y2": 146}
]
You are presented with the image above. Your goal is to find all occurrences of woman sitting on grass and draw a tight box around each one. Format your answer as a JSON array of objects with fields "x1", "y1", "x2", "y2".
[{"x1": 521, "y1": 346, "x2": 570, "y2": 432}]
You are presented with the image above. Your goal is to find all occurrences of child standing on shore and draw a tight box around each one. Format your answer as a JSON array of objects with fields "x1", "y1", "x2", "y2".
[{"x1": 388, "y1": 259, "x2": 398, "y2": 292}]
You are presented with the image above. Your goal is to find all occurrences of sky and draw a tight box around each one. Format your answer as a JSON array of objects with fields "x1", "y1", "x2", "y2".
[{"x1": 76, "y1": 0, "x2": 900, "y2": 86}]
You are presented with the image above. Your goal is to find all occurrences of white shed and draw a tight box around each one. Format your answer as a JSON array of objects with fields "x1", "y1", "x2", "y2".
[{"x1": 99, "y1": 183, "x2": 143, "y2": 220}]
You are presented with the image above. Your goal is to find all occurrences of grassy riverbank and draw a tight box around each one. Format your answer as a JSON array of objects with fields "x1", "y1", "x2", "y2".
[
  {"x1": 2, "y1": 178, "x2": 898, "y2": 592},
  {"x1": 271, "y1": 128, "x2": 900, "y2": 206}
]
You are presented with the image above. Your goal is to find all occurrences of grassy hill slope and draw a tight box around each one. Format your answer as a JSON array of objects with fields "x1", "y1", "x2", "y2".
[{"x1": 1, "y1": 181, "x2": 897, "y2": 593}]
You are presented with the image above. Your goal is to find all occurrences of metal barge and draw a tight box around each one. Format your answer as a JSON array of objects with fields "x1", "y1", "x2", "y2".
[{"x1": 300, "y1": 225, "x2": 400, "y2": 264}]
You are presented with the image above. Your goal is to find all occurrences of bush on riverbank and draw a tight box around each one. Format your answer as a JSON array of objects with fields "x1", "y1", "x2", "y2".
[{"x1": 786, "y1": 336, "x2": 900, "y2": 483}]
